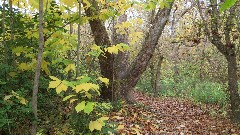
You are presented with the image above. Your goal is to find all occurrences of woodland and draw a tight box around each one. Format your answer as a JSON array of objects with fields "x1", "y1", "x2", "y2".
[{"x1": 0, "y1": 0, "x2": 240, "y2": 134}]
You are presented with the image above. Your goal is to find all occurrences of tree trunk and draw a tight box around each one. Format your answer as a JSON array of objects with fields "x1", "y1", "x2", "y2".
[
  {"x1": 120, "y1": 5, "x2": 173, "y2": 102},
  {"x1": 226, "y1": 53, "x2": 240, "y2": 122},
  {"x1": 31, "y1": 0, "x2": 44, "y2": 134},
  {"x1": 76, "y1": 0, "x2": 81, "y2": 78},
  {"x1": 198, "y1": 0, "x2": 240, "y2": 122},
  {"x1": 154, "y1": 55, "x2": 164, "y2": 96},
  {"x1": 84, "y1": 0, "x2": 115, "y2": 101},
  {"x1": 9, "y1": 0, "x2": 15, "y2": 67},
  {"x1": 84, "y1": 0, "x2": 173, "y2": 102},
  {"x1": 112, "y1": 14, "x2": 129, "y2": 100},
  {"x1": 150, "y1": 62, "x2": 155, "y2": 91},
  {"x1": 2, "y1": 0, "x2": 7, "y2": 81}
]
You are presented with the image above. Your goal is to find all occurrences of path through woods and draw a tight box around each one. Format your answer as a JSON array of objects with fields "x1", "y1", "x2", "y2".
[{"x1": 110, "y1": 91, "x2": 240, "y2": 134}]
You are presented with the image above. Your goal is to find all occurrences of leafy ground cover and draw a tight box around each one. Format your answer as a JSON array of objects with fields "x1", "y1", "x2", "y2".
[{"x1": 110, "y1": 91, "x2": 240, "y2": 134}]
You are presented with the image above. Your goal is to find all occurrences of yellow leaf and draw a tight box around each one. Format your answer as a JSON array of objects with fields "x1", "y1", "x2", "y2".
[
  {"x1": 74, "y1": 83, "x2": 99, "y2": 93},
  {"x1": 89, "y1": 121, "x2": 94, "y2": 132},
  {"x1": 8, "y1": 72, "x2": 17, "y2": 77},
  {"x1": 117, "y1": 125, "x2": 124, "y2": 130},
  {"x1": 93, "y1": 121, "x2": 102, "y2": 131},
  {"x1": 49, "y1": 76, "x2": 59, "y2": 81},
  {"x1": 89, "y1": 121, "x2": 102, "y2": 132},
  {"x1": 63, "y1": 95, "x2": 76, "y2": 101},
  {"x1": 10, "y1": 91, "x2": 28, "y2": 105},
  {"x1": 70, "y1": 98, "x2": 78, "y2": 103},
  {"x1": 43, "y1": 28, "x2": 49, "y2": 33},
  {"x1": 85, "y1": 92, "x2": 92, "y2": 99},
  {"x1": 99, "y1": 117, "x2": 109, "y2": 121},
  {"x1": 106, "y1": 46, "x2": 119, "y2": 54},
  {"x1": 59, "y1": 39, "x2": 65, "y2": 45},
  {"x1": 83, "y1": 0, "x2": 91, "y2": 8},
  {"x1": 49, "y1": 80, "x2": 61, "y2": 88},
  {"x1": 41, "y1": 60, "x2": 50, "y2": 75},
  {"x1": 56, "y1": 83, "x2": 68, "y2": 94},
  {"x1": 62, "y1": 0, "x2": 77, "y2": 7},
  {"x1": 4, "y1": 95, "x2": 13, "y2": 100},
  {"x1": 98, "y1": 77, "x2": 109, "y2": 86},
  {"x1": 19, "y1": 97, "x2": 27, "y2": 105},
  {"x1": 18, "y1": 63, "x2": 31, "y2": 71},
  {"x1": 64, "y1": 64, "x2": 76, "y2": 73}
]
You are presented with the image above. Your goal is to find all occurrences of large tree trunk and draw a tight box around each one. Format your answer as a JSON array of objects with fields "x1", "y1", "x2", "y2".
[
  {"x1": 198, "y1": 0, "x2": 240, "y2": 122},
  {"x1": 84, "y1": 1, "x2": 115, "y2": 101},
  {"x1": 120, "y1": 5, "x2": 173, "y2": 102},
  {"x1": 226, "y1": 53, "x2": 240, "y2": 122},
  {"x1": 84, "y1": 0, "x2": 173, "y2": 102},
  {"x1": 112, "y1": 14, "x2": 129, "y2": 100}
]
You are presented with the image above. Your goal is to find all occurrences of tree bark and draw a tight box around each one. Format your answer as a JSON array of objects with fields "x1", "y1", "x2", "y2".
[
  {"x1": 2, "y1": 0, "x2": 7, "y2": 80},
  {"x1": 31, "y1": 0, "x2": 44, "y2": 134},
  {"x1": 198, "y1": 0, "x2": 240, "y2": 122},
  {"x1": 84, "y1": 0, "x2": 115, "y2": 101},
  {"x1": 226, "y1": 53, "x2": 240, "y2": 122},
  {"x1": 76, "y1": 0, "x2": 82, "y2": 78},
  {"x1": 120, "y1": 5, "x2": 173, "y2": 102},
  {"x1": 112, "y1": 14, "x2": 129, "y2": 100},
  {"x1": 154, "y1": 55, "x2": 164, "y2": 96},
  {"x1": 9, "y1": 0, "x2": 15, "y2": 67},
  {"x1": 84, "y1": 0, "x2": 173, "y2": 102}
]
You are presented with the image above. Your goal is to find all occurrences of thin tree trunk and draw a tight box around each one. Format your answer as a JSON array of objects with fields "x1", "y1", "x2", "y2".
[
  {"x1": 31, "y1": 0, "x2": 44, "y2": 134},
  {"x1": 149, "y1": 62, "x2": 155, "y2": 91},
  {"x1": 154, "y1": 55, "x2": 164, "y2": 96},
  {"x1": 2, "y1": 0, "x2": 7, "y2": 80},
  {"x1": 76, "y1": 0, "x2": 82, "y2": 78},
  {"x1": 200, "y1": 43, "x2": 206, "y2": 81},
  {"x1": 9, "y1": 0, "x2": 15, "y2": 67}
]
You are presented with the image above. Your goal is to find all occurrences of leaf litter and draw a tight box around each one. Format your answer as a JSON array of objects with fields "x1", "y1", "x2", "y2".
[{"x1": 110, "y1": 91, "x2": 240, "y2": 134}]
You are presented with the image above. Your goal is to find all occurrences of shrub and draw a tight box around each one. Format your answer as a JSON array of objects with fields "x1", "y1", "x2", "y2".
[{"x1": 190, "y1": 81, "x2": 228, "y2": 106}]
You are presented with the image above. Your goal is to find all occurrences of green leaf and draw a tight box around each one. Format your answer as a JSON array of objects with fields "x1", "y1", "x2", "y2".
[
  {"x1": 75, "y1": 101, "x2": 86, "y2": 113},
  {"x1": 78, "y1": 76, "x2": 91, "y2": 84},
  {"x1": 220, "y1": 0, "x2": 237, "y2": 12},
  {"x1": 63, "y1": 95, "x2": 76, "y2": 101},
  {"x1": 84, "y1": 102, "x2": 94, "y2": 114}
]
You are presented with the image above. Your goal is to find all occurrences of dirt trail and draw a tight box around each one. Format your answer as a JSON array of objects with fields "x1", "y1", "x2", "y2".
[{"x1": 111, "y1": 91, "x2": 240, "y2": 135}]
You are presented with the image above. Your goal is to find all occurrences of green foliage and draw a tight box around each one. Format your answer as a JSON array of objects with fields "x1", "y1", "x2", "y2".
[
  {"x1": 190, "y1": 82, "x2": 228, "y2": 106},
  {"x1": 137, "y1": 63, "x2": 229, "y2": 107},
  {"x1": 220, "y1": 0, "x2": 237, "y2": 12}
]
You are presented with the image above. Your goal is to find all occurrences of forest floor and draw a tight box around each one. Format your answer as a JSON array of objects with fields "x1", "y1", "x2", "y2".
[{"x1": 110, "y1": 91, "x2": 240, "y2": 135}]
